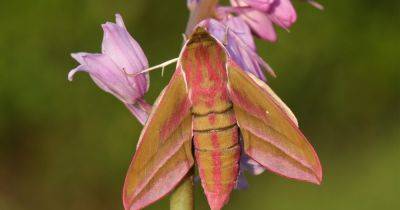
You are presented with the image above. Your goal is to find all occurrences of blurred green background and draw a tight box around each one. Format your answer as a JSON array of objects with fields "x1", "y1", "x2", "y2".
[{"x1": 1, "y1": 0, "x2": 399, "y2": 209}]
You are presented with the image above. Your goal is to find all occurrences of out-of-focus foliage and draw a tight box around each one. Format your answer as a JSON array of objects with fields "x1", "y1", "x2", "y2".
[{"x1": 0, "y1": 0, "x2": 399, "y2": 210}]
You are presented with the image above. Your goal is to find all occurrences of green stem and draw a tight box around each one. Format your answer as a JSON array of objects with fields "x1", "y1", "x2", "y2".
[
  {"x1": 170, "y1": 169, "x2": 194, "y2": 210},
  {"x1": 170, "y1": 1, "x2": 219, "y2": 210}
]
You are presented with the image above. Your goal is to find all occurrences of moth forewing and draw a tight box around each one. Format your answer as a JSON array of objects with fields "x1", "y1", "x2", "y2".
[
  {"x1": 246, "y1": 72, "x2": 299, "y2": 126},
  {"x1": 226, "y1": 60, "x2": 322, "y2": 184},
  {"x1": 123, "y1": 67, "x2": 194, "y2": 210}
]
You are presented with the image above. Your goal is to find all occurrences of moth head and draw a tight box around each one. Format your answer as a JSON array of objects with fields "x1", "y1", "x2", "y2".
[{"x1": 178, "y1": 22, "x2": 229, "y2": 68}]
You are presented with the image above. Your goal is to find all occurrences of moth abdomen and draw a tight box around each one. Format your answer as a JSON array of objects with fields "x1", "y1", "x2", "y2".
[{"x1": 193, "y1": 109, "x2": 240, "y2": 210}]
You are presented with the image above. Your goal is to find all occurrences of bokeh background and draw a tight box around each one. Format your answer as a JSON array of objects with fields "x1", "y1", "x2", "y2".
[{"x1": 1, "y1": 0, "x2": 399, "y2": 209}]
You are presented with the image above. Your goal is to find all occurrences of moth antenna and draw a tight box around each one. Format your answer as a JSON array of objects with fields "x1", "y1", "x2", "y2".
[{"x1": 123, "y1": 58, "x2": 179, "y2": 77}]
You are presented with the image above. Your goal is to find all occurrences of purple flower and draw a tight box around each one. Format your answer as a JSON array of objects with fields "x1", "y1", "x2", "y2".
[
  {"x1": 68, "y1": 14, "x2": 151, "y2": 125},
  {"x1": 228, "y1": 0, "x2": 297, "y2": 42},
  {"x1": 189, "y1": 0, "x2": 322, "y2": 42}
]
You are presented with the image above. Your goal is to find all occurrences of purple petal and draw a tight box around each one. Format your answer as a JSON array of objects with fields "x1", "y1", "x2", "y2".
[
  {"x1": 69, "y1": 53, "x2": 93, "y2": 82},
  {"x1": 83, "y1": 54, "x2": 142, "y2": 103},
  {"x1": 235, "y1": 136, "x2": 266, "y2": 190},
  {"x1": 235, "y1": 170, "x2": 249, "y2": 190},
  {"x1": 68, "y1": 64, "x2": 86, "y2": 82},
  {"x1": 115, "y1": 13, "x2": 125, "y2": 27},
  {"x1": 199, "y1": 18, "x2": 226, "y2": 42},
  {"x1": 71, "y1": 53, "x2": 142, "y2": 104},
  {"x1": 101, "y1": 14, "x2": 149, "y2": 96},
  {"x1": 225, "y1": 20, "x2": 276, "y2": 78},
  {"x1": 70, "y1": 52, "x2": 88, "y2": 64},
  {"x1": 240, "y1": 154, "x2": 266, "y2": 175},
  {"x1": 226, "y1": 30, "x2": 267, "y2": 81},
  {"x1": 223, "y1": 17, "x2": 256, "y2": 51}
]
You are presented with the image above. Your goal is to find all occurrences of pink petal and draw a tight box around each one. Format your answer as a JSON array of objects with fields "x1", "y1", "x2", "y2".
[
  {"x1": 267, "y1": 0, "x2": 297, "y2": 29},
  {"x1": 238, "y1": 9, "x2": 277, "y2": 42},
  {"x1": 229, "y1": 1, "x2": 277, "y2": 41},
  {"x1": 230, "y1": 0, "x2": 297, "y2": 39}
]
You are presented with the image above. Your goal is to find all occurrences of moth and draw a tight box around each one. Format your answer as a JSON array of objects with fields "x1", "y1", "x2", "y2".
[{"x1": 123, "y1": 27, "x2": 322, "y2": 210}]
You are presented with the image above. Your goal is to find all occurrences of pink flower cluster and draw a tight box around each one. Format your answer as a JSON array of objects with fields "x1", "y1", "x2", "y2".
[{"x1": 188, "y1": 0, "x2": 322, "y2": 81}]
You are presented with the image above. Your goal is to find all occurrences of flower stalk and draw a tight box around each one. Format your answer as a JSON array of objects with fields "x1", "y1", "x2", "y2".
[{"x1": 170, "y1": 169, "x2": 195, "y2": 210}]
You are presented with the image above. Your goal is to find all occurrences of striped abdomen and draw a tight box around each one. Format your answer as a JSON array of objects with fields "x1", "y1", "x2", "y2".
[
  {"x1": 193, "y1": 106, "x2": 240, "y2": 210},
  {"x1": 181, "y1": 34, "x2": 240, "y2": 210}
]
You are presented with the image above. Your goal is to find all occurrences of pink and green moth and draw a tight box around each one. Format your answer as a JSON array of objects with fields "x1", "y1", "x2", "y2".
[{"x1": 123, "y1": 26, "x2": 322, "y2": 210}]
